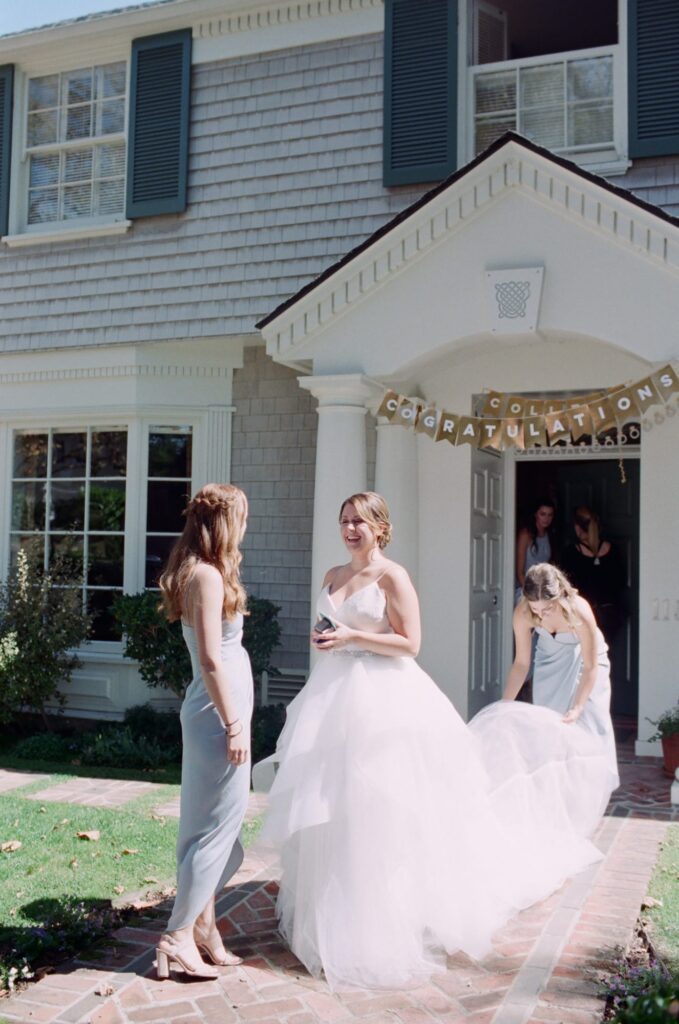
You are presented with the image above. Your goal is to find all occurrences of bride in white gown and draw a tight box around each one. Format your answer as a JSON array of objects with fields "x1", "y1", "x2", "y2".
[{"x1": 260, "y1": 493, "x2": 618, "y2": 991}]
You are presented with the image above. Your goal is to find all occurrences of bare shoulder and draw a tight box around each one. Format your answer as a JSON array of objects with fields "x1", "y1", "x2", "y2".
[
  {"x1": 322, "y1": 564, "x2": 346, "y2": 589},
  {"x1": 379, "y1": 560, "x2": 414, "y2": 595},
  {"x1": 512, "y1": 601, "x2": 531, "y2": 630},
  {"x1": 191, "y1": 562, "x2": 223, "y2": 594},
  {"x1": 573, "y1": 594, "x2": 596, "y2": 626}
]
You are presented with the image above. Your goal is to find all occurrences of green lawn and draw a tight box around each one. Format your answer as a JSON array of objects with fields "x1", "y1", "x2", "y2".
[
  {"x1": 0, "y1": 780, "x2": 180, "y2": 924},
  {"x1": 645, "y1": 823, "x2": 679, "y2": 974}
]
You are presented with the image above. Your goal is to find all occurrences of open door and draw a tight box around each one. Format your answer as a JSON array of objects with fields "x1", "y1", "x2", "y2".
[
  {"x1": 515, "y1": 456, "x2": 640, "y2": 719},
  {"x1": 468, "y1": 446, "x2": 505, "y2": 717}
]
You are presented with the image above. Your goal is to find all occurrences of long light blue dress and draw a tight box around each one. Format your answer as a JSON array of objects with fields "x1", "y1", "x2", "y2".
[
  {"x1": 166, "y1": 615, "x2": 253, "y2": 931},
  {"x1": 533, "y1": 624, "x2": 619, "y2": 784}
]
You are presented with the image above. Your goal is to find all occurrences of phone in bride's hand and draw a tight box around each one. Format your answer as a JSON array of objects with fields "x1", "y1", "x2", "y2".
[{"x1": 314, "y1": 615, "x2": 336, "y2": 634}]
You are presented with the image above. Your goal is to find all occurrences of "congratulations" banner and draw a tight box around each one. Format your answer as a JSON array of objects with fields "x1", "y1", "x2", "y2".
[{"x1": 377, "y1": 365, "x2": 679, "y2": 451}]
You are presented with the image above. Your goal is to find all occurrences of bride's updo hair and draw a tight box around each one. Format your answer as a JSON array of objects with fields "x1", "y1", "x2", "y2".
[
  {"x1": 160, "y1": 483, "x2": 248, "y2": 622},
  {"x1": 521, "y1": 563, "x2": 580, "y2": 628},
  {"x1": 339, "y1": 492, "x2": 393, "y2": 549}
]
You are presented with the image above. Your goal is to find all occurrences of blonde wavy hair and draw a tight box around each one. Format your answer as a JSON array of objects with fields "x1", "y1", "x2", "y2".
[
  {"x1": 339, "y1": 492, "x2": 393, "y2": 550},
  {"x1": 520, "y1": 563, "x2": 581, "y2": 629},
  {"x1": 160, "y1": 483, "x2": 248, "y2": 622}
]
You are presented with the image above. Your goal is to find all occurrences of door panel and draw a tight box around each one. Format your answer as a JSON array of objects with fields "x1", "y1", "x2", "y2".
[{"x1": 469, "y1": 448, "x2": 504, "y2": 717}]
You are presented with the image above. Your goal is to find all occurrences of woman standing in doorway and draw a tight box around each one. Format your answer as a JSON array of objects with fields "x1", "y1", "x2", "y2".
[
  {"x1": 156, "y1": 483, "x2": 253, "y2": 979},
  {"x1": 261, "y1": 493, "x2": 610, "y2": 991},
  {"x1": 561, "y1": 506, "x2": 625, "y2": 652},
  {"x1": 515, "y1": 497, "x2": 556, "y2": 603}
]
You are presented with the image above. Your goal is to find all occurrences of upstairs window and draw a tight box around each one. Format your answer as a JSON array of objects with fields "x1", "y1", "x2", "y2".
[
  {"x1": 26, "y1": 63, "x2": 127, "y2": 226},
  {"x1": 470, "y1": 0, "x2": 619, "y2": 157}
]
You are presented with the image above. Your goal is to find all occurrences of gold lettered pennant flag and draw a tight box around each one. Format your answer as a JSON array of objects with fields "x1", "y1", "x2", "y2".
[
  {"x1": 434, "y1": 411, "x2": 459, "y2": 445},
  {"x1": 589, "y1": 397, "x2": 616, "y2": 432},
  {"x1": 523, "y1": 397, "x2": 545, "y2": 417},
  {"x1": 610, "y1": 386, "x2": 640, "y2": 424},
  {"x1": 376, "y1": 390, "x2": 402, "y2": 420},
  {"x1": 633, "y1": 376, "x2": 661, "y2": 412},
  {"x1": 543, "y1": 399, "x2": 567, "y2": 414},
  {"x1": 416, "y1": 407, "x2": 439, "y2": 438},
  {"x1": 653, "y1": 364, "x2": 679, "y2": 399},
  {"x1": 524, "y1": 416, "x2": 546, "y2": 446},
  {"x1": 481, "y1": 391, "x2": 504, "y2": 417},
  {"x1": 502, "y1": 418, "x2": 525, "y2": 449},
  {"x1": 455, "y1": 417, "x2": 480, "y2": 447},
  {"x1": 395, "y1": 399, "x2": 422, "y2": 429},
  {"x1": 504, "y1": 395, "x2": 527, "y2": 417},
  {"x1": 479, "y1": 419, "x2": 503, "y2": 450},
  {"x1": 545, "y1": 410, "x2": 571, "y2": 446},
  {"x1": 568, "y1": 406, "x2": 593, "y2": 443}
]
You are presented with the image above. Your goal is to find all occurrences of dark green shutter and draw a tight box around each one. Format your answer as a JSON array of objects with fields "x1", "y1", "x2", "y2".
[
  {"x1": 0, "y1": 64, "x2": 14, "y2": 237},
  {"x1": 629, "y1": 0, "x2": 679, "y2": 158},
  {"x1": 126, "y1": 29, "x2": 192, "y2": 218},
  {"x1": 383, "y1": 0, "x2": 457, "y2": 187}
]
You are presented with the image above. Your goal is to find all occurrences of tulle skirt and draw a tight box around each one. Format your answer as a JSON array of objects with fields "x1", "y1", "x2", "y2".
[{"x1": 260, "y1": 652, "x2": 617, "y2": 991}]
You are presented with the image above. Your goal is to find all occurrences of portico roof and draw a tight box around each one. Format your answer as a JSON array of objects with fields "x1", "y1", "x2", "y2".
[{"x1": 257, "y1": 133, "x2": 679, "y2": 372}]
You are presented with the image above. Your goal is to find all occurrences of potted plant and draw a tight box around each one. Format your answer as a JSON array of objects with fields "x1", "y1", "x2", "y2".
[{"x1": 647, "y1": 703, "x2": 679, "y2": 778}]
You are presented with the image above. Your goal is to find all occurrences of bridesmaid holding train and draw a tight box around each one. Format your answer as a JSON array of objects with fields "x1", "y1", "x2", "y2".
[{"x1": 156, "y1": 483, "x2": 253, "y2": 979}]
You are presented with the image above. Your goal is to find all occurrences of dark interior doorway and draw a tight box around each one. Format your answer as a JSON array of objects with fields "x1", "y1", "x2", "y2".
[{"x1": 515, "y1": 457, "x2": 639, "y2": 720}]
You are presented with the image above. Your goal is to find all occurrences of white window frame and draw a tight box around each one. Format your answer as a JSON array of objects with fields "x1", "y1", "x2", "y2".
[
  {"x1": 458, "y1": 0, "x2": 630, "y2": 175},
  {"x1": 0, "y1": 410, "x2": 205, "y2": 655},
  {"x1": 3, "y1": 60, "x2": 133, "y2": 246}
]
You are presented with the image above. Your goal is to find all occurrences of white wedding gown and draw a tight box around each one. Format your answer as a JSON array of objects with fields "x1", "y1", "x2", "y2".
[{"x1": 260, "y1": 581, "x2": 619, "y2": 991}]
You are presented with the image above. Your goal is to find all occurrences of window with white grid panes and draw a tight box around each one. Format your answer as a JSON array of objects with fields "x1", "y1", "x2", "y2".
[
  {"x1": 10, "y1": 428, "x2": 127, "y2": 641},
  {"x1": 474, "y1": 55, "x2": 614, "y2": 155},
  {"x1": 145, "y1": 427, "x2": 193, "y2": 588},
  {"x1": 26, "y1": 63, "x2": 126, "y2": 226}
]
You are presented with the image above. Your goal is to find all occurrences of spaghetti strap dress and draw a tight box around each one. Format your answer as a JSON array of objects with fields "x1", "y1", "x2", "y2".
[
  {"x1": 260, "y1": 581, "x2": 617, "y2": 991},
  {"x1": 166, "y1": 616, "x2": 253, "y2": 931}
]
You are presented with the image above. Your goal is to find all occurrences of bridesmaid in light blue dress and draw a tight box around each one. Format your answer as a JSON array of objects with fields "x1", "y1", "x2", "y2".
[
  {"x1": 504, "y1": 562, "x2": 619, "y2": 822},
  {"x1": 156, "y1": 483, "x2": 253, "y2": 980}
]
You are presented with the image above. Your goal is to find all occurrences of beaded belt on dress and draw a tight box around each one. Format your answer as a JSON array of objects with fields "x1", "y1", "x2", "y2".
[{"x1": 331, "y1": 649, "x2": 376, "y2": 658}]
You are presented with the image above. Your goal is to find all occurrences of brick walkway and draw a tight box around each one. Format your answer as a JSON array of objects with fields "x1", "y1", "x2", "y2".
[{"x1": 0, "y1": 747, "x2": 675, "y2": 1024}]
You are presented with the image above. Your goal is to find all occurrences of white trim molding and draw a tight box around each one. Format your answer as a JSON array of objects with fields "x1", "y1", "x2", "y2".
[
  {"x1": 2, "y1": 221, "x2": 132, "y2": 248},
  {"x1": 259, "y1": 138, "x2": 679, "y2": 363},
  {"x1": 193, "y1": 0, "x2": 383, "y2": 62}
]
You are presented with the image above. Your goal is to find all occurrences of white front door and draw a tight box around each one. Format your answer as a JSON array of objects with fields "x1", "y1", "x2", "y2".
[{"x1": 468, "y1": 446, "x2": 505, "y2": 717}]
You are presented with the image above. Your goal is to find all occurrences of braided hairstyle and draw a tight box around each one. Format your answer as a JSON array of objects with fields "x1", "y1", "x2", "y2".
[{"x1": 160, "y1": 483, "x2": 248, "y2": 622}]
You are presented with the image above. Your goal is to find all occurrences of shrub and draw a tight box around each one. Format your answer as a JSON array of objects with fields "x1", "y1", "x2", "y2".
[
  {"x1": 12, "y1": 733, "x2": 83, "y2": 762},
  {"x1": 0, "y1": 895, "x2": 123, "y2": 991},
  {"x1": 113, "y1": 591, "x2": 282, "y2": 697},
  {"x1": 647, "y1": 703, "x2": 679, "y2": 742},
  {"x1": 252, "y1": 703, "x2": 286, "y2": 763},
  {"x1": 243, "y1": 597, "x2": 282, "y2": 681},
  {"x1": 80, "y1": 727, "x2": 171, "y2": 770},
  {"x1": 123, "y1": 703, "x2": 182, "y2": 750},
  {"x1": 0, "y1": 549, "x2": 91, "y2": 724},
  {"x1": 112, "y1": 592, "x2": 189, "y2": 698},
  {"x1": 601, "y1": 959, "x2": 679, "y2": 1022}
]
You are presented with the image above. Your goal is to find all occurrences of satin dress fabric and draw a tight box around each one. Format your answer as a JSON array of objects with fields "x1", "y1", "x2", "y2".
[
  {"x1": 260, "y1": 582, "x2": 618, "y2": 990},
  {"x1": 167, "y1": 615, "x2": 253, "y2": 931}
]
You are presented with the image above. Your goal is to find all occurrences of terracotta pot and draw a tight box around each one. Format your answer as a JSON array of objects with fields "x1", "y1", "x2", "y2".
[{"x1": 661, "y1": 733, "x2": 679, "y2": 779}]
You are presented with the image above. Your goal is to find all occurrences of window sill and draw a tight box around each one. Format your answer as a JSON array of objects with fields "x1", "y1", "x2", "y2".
[{"x1": 2, "y1": 220, "x2": 132, "y2": 248}]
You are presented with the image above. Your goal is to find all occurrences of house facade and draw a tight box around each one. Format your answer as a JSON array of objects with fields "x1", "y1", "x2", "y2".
[{"x1": 0, "y1": 0, "x2": 677, "y2": 754}]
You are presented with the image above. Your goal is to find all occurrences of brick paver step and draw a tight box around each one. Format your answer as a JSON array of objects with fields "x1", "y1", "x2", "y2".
[{"x1": 1, "y1": 747, "x2": 673, "y2": 1024}]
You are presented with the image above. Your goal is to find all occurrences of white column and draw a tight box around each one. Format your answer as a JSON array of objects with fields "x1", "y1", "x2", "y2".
[
  {"x1": 374, "y1": 420, "x2": 419, "y2": 584},
  {"x1": 205, "y1": 405, "x2": 234, "y2": 484},
  {"x1": 299, "y1": 374, "x2": 376, "y2": 611}
]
